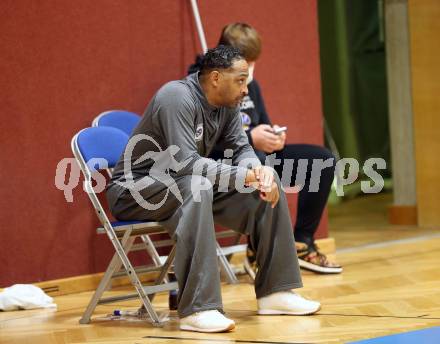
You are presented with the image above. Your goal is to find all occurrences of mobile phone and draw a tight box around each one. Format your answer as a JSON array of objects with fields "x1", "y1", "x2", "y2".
[{"x1": 273, "y1": 126, "x2": 287, "y2": 135}]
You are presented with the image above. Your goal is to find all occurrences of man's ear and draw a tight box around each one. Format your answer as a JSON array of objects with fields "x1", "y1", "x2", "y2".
[{"x1": 210, "y1": 71, "x2": 221, "y2": 87}]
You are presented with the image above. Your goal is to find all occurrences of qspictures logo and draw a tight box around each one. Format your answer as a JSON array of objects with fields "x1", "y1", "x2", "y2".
[{"x1": 55, "y1": 134, "x2": 386, "y2": 209}]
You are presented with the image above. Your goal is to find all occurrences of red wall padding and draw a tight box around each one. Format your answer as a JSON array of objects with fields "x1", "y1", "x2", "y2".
[{"x1": 0, "y1": 0, "x2": 325, "y2": 286}]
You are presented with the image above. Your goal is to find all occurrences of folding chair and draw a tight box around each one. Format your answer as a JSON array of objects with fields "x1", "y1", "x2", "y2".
[
  {"x1": 71, "y1": 126, "x2": 177, "y2": 326},
  {"x1": 92, "y1": 111, "x2": 244, "y2": 284},
  {"x1": 92, "y1": 110, "x2": 172, "y2": 270},
  {"x1": 92, "y1": 110, "x2": 141, "y2": 136}
]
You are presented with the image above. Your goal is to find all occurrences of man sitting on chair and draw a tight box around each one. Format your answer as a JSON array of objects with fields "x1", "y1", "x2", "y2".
[
  {"x1": 189, "y1": 23, "x2": 342, "y2": 275},
  {"x1": 106, "y1": 45, "x2": 320, "y2": 333}
]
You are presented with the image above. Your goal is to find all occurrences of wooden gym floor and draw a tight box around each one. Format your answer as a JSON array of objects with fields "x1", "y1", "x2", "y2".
[{"x1": 1, "y1": 192, "x2": 440, "y2": 344}]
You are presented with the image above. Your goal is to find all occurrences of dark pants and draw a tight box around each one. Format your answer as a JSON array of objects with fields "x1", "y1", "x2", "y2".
[{"x1": 255, "y1": 144, "x2": 336, "y2": 248}]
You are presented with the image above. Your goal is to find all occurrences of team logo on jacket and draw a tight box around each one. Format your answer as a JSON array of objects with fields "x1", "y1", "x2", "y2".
[
  {"x1": 195, "y1": 123, "x2": 203, "y2": 141},
  {"x1": 240, "y1": 112, "x2": 251, "y2": 131}
]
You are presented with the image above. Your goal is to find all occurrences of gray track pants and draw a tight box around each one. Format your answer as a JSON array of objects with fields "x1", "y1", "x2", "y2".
[{"x1": 107, "y1": 174, "x2": 303, "y2": 318}]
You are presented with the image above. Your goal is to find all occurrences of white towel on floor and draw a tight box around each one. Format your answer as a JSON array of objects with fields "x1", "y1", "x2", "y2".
[{"x1": 0, "y1": 284, "x2": 57, "y2": 311}]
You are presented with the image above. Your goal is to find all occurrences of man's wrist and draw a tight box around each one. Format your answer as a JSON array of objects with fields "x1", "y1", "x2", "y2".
[{"x1": 245, "y1": 169, "x2": 256, "y2": 184}]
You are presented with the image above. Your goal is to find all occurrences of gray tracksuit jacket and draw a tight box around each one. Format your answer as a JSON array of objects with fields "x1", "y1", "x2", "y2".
[{"x1": 108, "y1": 72, "x2": 260, "y2": 201}]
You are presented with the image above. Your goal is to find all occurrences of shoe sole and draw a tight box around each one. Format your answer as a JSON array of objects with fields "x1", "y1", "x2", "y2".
[
  {"x1": 180, "y1": 322, "x2": 235, "y2": 333},
  {"x1": 258, "y1": 304, "x2": 321, "y2": 316},
  {"x1": 298, "y1": 259, "x2": 343, "y2": 274}
]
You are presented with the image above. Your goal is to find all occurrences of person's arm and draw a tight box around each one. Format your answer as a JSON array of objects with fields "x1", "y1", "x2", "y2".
[
  {"x1": 217, "y1": 108, "x2": 261, "y2": 167},
  {"x1": 245, "y1": 129, "x2": 254, "y2": 147},
  {"x1": 218, "y1": 110, "x2": 280, "y2": 198},
  {"x1": 153, "y1": 84, "x2": 250, "y2": 188}
]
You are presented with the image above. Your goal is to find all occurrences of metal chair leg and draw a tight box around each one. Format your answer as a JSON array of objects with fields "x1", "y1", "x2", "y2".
[
  {"x1": 216, "y1": 242, "x2": 239, "y2": 284},
  {"x1": 79, "y1": 231, "x2": 134, "y2": 324}
]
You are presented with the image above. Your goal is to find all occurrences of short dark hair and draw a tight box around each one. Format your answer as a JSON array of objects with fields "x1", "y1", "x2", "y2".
[
  {"x1": 218, "y1": 23, "x2": 262, "y2": 61},
  {"x1": 199, "y1": 45, "x2": 244, "y2": 75}
]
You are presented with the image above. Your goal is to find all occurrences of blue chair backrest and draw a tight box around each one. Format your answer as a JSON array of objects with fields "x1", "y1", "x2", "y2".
[
  {"x1": 76, "y1": 127, "x2": 129, "y2": 170},
  {"x1": 94, "y1": 110, "x2": 141, "y2": 136}
]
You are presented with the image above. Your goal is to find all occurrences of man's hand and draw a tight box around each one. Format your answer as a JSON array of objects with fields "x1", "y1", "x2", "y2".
[
  {"x1": 260, "y1": 182, "x2": 280, "y2": 208},
  {"x1": 250, "y1": 124, "x2": 285, "y2": 153},
  {"x1": 253, "y1": 165, "x2": 274, "y2": 192},
  {"x1": 245, "y1": 166, "x2": 280, "y2": 208}
]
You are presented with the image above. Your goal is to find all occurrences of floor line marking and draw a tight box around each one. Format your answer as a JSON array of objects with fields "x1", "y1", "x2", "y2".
[
  {"x1": 143, "y1": 336, "x2": 310, "y2": 344},
  {"x1": 336, "y1": 233, "x2": 440, "y2": 254}
]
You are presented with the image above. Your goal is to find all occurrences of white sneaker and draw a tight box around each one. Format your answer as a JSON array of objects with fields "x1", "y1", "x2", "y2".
[
  {"x1": 180, "y1": 310, "x2": 235, "y2": 333},
  {"x1": 257, "y1": 291, "x2": 321, "y2": 315}
]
